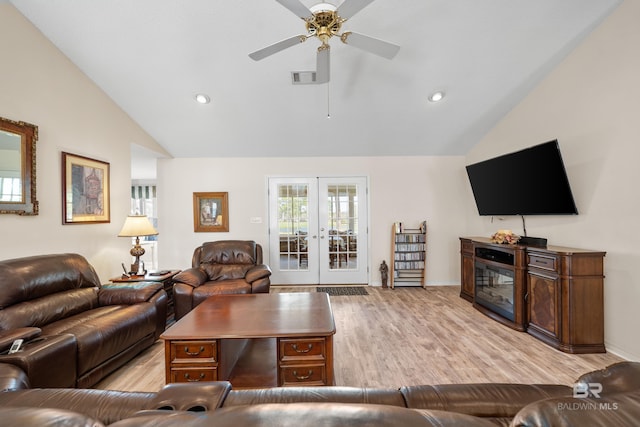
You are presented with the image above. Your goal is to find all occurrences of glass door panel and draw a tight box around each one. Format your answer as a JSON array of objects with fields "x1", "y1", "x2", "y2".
[
  {"x1": 318, "y1": 177, "x2": 368, "y2": 284},
  {"x1": 277, "y1": 183, "x2": 309, "y2": 271},
  {"x1": 269, "y1": 177, "x2": 318, "y2": 284}
]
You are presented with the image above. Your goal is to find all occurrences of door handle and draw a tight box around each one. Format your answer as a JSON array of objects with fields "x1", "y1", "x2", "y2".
[{"x1": 312, "y1": 235, "x2": 318, "y2": 239}]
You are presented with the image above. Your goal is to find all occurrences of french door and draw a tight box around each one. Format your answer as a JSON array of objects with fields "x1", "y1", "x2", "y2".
[{"x1": 268, "y1": 177, "x2": 368, "y2": 285}]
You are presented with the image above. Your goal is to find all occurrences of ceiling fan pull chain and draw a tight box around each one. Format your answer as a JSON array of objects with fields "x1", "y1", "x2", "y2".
[{"x1": 327, "y1": 82, "x2": 331, "y2": 119}]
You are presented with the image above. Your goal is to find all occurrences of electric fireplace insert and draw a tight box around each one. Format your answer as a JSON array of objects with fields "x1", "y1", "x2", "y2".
[{"x1": 474, "y1": 247, "x2": 515, "y2": 322}]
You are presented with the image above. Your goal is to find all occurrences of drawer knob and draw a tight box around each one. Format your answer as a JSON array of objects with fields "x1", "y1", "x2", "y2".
[
  {"x1": 293, "y1": 369, "x2": 313, "y2": 380},
  {"x1": 292, "y1": 343, "x2": 313, "y2": 353},
  {"x1": 184, "y1": 346, "x2": 205, "y2": 356},
  {"x1": 184, "y1": 372, "x2": 205, "y2": 382}
]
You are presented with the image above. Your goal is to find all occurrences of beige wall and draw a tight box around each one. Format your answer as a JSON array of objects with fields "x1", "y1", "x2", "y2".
[
  {"x1": 0, "y1": 4, "x2": 166, "y2": 281},
  {"x1": 466, "y1": 0, "x2": 640, "y2": 360},
  {"x1": 157, "y1": 156, "x2": 468, "y2": 287}
]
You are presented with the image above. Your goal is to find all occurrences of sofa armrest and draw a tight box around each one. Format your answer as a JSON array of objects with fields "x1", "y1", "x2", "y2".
[
  {"x1": 511, "y1": 390, "x2": 640, "y2": 427},
  {"x1": 245, "y1": 265, "x2": 272, "y2": 283},
  {"x1": 0, "y1": 334, "x2": 77, "y2": 388},
  {"x1": 0, "y1": 363, "x2": 30, "y2": 391},
  {"x1": 152, "y1": 382, "x2": 232, "y2": 411},
  {"x1": 99, "y1": 282, "x2": 164, "y2": 306},
  {"x1": 0, "y1": 328, "x2": 42, "y2": 353},
  {"x1": 400, "y1": 383, "x2": 571, "y2": 418},
  {"x1": 173, "y1": 268, "x2": 208, "y2": 288},
  {"x1": 575, "y1": 361, "x2": 640, "y2": 395}
]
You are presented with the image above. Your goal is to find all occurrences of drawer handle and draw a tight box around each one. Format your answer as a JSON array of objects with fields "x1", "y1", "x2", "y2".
[
  {"x1": 292, "y1": 343, "x2": 313, "y2": 353},
  {"x1": 293, "y1": 369, "x2": 313, "y2": 380},
  {"x1": 184, "y1": 372, "x2": 205, "y2": 382},
  {"x1": 184, "y1": 346, "x2": 205, "y2": 356}
]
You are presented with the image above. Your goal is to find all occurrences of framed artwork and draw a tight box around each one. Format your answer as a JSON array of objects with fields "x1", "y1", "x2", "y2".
[
  {"x1": 61, "y1": 152, "x2": 110, "y2": 224},
  {"x1": 193, "y1": 192, "x2": 229, "y2": 232}
]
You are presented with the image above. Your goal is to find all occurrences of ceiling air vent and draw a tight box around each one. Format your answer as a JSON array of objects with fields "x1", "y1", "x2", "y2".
[{"x1": 291, "y1": 71, "x2": 317, "y2": 85}]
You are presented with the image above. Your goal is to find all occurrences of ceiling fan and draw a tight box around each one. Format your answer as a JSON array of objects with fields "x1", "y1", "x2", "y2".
[{"x1": 249, "y1": 0, "x2": 400, "y2": 83}]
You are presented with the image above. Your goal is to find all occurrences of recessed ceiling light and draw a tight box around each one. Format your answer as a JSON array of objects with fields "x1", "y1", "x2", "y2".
[
  {"x1": 195, "y1": 94, "x2": 210, "y2": 104},
  {"x1": 428, "y1": 91, "x2": 445, "y2": 102}
]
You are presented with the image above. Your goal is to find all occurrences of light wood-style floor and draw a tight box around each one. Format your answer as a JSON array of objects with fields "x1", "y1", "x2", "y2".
[{"x1": 94, "y1": 285, "x2": 623, "y2": 392}]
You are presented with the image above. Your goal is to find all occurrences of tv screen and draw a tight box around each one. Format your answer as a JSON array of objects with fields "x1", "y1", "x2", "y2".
[{"x1": 465, "y1": 140, "x2": 578, "y2": 216}]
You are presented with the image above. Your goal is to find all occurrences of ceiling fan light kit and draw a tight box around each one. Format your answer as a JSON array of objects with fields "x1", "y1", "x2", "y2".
[{"x1": 249, "y1": 0, "x2": 400, "y2": 84}]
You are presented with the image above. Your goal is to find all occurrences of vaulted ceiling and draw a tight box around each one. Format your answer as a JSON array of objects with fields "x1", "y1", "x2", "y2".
[{"x1": 10, "y1": 0, "x2": 621, "y2": 158}]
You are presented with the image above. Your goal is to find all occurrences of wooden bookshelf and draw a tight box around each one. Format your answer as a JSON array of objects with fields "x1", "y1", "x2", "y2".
[{"x1": 390, "y1": 221, "x2": 427, "y2": 289}]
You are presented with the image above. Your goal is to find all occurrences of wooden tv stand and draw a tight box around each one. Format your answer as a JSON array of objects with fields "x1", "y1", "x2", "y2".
[{"x1": 460, "y1": 237, "x2": 606, "y2": 354}]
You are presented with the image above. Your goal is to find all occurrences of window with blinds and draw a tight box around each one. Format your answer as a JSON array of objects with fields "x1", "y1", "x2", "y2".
[{"x1": 131, "y1": 184, "x2": 157, "y2": 241}]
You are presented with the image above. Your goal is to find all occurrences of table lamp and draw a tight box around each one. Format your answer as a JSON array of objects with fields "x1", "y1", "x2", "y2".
[{"x1": 118, "y1": 215, "x2": 158, "y2": 275}]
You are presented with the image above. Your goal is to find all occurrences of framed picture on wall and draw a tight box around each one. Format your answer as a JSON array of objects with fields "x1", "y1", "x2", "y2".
[
  {"x1": 193, "y1": 191, "x2": 229, "y2": 232},
  {"x1": 61, "y1": 152, "x2": 110, "y2": 224}
]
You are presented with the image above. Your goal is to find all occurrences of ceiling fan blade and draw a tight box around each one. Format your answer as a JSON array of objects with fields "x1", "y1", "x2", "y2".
[
  {"x1": 275, "y1": 0, "x2": 313, "y2": 20},
  {"x1": 341, "y1": 32, "x2": 400, "y2": 59},
  {"x1": 316, "y1": 47, "x2": 330, "y2": 84},
  {"x1": 337, "y1": 0, "x2": 375, "y2": 19},
  {"x1": 249, "y1": 35, "x2": 307, "y2": 61}
]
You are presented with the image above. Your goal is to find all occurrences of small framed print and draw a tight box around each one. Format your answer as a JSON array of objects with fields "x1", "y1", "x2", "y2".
[
  {"x1": 193, "y1": 192, "x2": 229, "y2": 232},
  {"x1": 62, "y1": 152, "x2": 110, "y2": 224}
]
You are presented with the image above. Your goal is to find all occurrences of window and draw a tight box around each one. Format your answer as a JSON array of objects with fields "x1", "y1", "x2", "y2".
[
  {"x1": 0, "y1": 177, "x2": 21, "y2": 202},
  {"x1": 131, "y1": 183, "x2": 158, "y2": 269}
]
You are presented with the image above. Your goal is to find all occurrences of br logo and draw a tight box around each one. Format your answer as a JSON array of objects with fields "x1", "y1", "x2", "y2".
[{"x1": 573, "y1": 382, "x2": 603, "y2": 398}]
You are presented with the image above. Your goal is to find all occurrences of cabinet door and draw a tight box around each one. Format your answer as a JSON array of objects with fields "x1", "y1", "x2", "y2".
[
  {"x1": 459, "y1": 239, "x2": 474, "y2": 301},
  {"x1": 527, "y1": 271, "x2": 561, "y2": 340},
  {"x1": 461, "y1": 253, "x2": 474, "y2": 301}
]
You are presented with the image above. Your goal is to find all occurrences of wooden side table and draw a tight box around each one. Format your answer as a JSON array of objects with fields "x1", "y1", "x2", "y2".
[{"x1": 109, "y1": 270, "x2": 181, "y2": 322}]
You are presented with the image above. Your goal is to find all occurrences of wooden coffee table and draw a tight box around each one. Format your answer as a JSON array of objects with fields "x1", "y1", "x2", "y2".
[{"x1": 161, "y1": 292, "x2": 335, "y2": 388}]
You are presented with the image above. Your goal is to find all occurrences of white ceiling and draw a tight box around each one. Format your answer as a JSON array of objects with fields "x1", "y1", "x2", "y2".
[{"x1": 10, "y1": 0, "x2": 621, "y2": 159}]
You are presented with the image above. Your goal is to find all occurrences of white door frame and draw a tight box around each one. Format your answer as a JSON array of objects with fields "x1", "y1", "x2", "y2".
[{"x1": 268, "y1": 176, "x2": 369, "y2": 285}]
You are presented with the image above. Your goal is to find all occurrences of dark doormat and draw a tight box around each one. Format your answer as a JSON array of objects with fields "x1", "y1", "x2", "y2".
[{"x1": 317, "y1": 286, "x2": 369, "y2": 296}]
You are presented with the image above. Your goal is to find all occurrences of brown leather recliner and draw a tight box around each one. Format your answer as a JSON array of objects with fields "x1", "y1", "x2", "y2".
[{"x1": 173, "y1": 241, "x2": 272, "y2": 320}]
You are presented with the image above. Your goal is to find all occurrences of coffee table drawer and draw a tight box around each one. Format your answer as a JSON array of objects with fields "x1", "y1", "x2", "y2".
[
  {"x1": 279, "y1": 338, "x2": 326, "y2": 361},
  {"x1": 171, "y1": 341, "x2": 217, "y2": 361},
  {"x1": 280, "y1": 363, "x2": 326, "y2": 386},
  {"x1": 170, "y1": 367, "x2": 217, "y2": 383}
]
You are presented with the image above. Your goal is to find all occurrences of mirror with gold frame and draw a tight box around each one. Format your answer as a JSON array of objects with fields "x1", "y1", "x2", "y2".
[{"x1": 0, "y1": 116, "x2": 38, "y2": 215}]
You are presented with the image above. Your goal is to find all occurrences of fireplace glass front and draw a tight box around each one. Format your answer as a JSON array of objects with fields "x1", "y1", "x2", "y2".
[{"x1": 474, "y1": 262, "x2": 515, "y2": 321}]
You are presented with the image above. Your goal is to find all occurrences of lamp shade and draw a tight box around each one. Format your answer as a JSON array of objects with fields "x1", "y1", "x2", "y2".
[{"x1": 118, "y1": 215, "x2": 158, "y2": 237}]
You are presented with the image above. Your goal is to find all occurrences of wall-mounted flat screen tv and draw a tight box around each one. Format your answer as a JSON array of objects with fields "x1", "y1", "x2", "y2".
[{"x1": 465, "y1": 140, "x2": 578, "y2": 216}]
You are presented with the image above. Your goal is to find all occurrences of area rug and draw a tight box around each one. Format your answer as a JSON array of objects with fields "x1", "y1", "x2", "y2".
[{"x1": 316, "y1": 286, "x2": 369, "y2": 296}]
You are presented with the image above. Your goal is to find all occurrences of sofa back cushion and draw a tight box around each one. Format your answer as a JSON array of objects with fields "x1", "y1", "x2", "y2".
[
  {"x1": 193, "y1": 241, "x2": 262, "y2": 281},
  {"x1": 0, "y1": 288, "x2": 98, "y2": 330},
  {"x1": 195, "y1": 241, "x2": 259, "y2": 266},
  {"x1": 0, "y1": 253, "x2": 101, "y2": 330},
  {"x1": 201, "y1": 264, "x2": 254, "y2": 282}
]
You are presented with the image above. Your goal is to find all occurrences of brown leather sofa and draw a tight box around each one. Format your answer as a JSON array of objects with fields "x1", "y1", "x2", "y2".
[
  {"x1": 172, "y1": 240, "x2": 271, "y2": 320},
  {"x1": 0, "y1": 361, "x2": 638, "y2": 426},
  {"x1": 0, "y1": 253, "x2": 167, "y2": 388}
]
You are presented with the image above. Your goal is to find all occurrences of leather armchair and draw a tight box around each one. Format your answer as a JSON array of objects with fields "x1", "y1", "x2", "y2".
[{"x1": 173, "y1": 241, "x2": 271, "y2": 320}]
